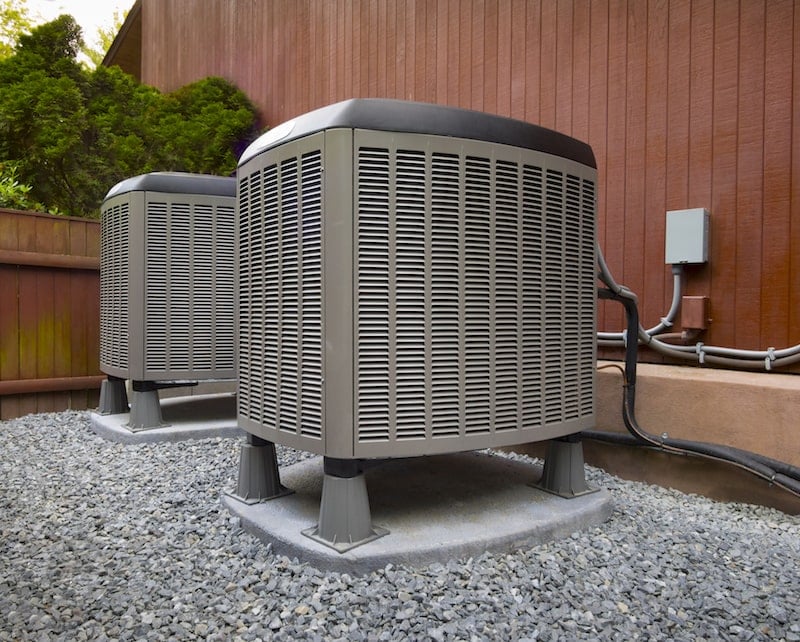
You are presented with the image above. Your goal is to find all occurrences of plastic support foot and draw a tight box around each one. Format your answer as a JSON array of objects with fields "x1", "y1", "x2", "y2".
[
  {"x1": 126, "y1": 388, "x2": 165, "y2": 431},
  {"x1": 302, "y1": 460, "x2": 388, "y2": 553},
  {"x1": 228, "y1": 436, "x2": 292, "y2": 504},
  {"x1": 98, "y1": 376, "x2": 128, "y2": 414},
  {"x1": 534, "y1": 435, "x2": 598, "y2": 498}
]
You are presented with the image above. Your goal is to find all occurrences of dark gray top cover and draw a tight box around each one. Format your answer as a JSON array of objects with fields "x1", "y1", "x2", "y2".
[
  {"x1": 104, "y1": 172, "x2": 236, "y2": 202},
  {"x1": 239, "y1": 98, "x2": 596, "y2": 168}
]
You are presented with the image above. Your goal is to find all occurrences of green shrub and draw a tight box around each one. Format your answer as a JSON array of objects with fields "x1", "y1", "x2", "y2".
[{"x1": 0, "y1": 15, "x2": 260, "y2": 217}]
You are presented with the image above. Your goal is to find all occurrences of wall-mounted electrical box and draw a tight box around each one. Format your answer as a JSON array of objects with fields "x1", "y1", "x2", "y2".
[
  {"x1": 681, "y1": 295, "x2": 709, "y2": 330},
  {"x1": 665, "y1": 208, "x2": 709, "y2": 264}
]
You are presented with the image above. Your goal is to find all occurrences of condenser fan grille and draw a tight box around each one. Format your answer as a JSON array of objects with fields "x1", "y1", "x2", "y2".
[{"x1": 354, "y1": 142, "x2": 596, "y2": 444}]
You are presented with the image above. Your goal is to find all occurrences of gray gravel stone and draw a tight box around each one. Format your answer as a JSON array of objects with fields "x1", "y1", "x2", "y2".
[{"x1": 0, "y1": 410, "x2": 798, "y2": 641}]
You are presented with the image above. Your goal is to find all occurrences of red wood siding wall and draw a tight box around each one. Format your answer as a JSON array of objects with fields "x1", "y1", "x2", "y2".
[
  {"x1": 0, "y1": 210, "x2": 102, "y2": 419},
  {"x1": 139, "y1": 0, "x2": 800, "y2": 354}
]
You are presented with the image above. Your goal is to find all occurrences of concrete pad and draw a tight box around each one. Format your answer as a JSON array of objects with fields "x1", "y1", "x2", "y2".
[
  {"x1": 223, "y1": 451, "x2": 613, "y2": 574},
  {"x1": 90, "y1": 392, "x2": 244, "y2": 444}
]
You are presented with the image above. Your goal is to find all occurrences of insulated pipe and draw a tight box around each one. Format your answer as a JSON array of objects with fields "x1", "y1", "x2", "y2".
[
  {"x1": 596, "y1": 284, "x2": 800, "y2": 498},
  {"x1": 581, "y1": 429, "x2": 800, "y2": 483},
  {"x1": 598, "y1": 264, "x2": 684, "y2": 342},
  {"x1": 596, "y1": 241, "x2": 800, "y2": 370}
]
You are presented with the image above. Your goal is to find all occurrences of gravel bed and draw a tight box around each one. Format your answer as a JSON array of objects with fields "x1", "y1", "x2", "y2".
[{"x1": 1, "y1": 410, "x2": 798, "y2": 641}]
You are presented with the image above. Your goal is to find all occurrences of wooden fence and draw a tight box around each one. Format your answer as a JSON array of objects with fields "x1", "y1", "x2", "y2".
[{"x1": 0, "y1": 208, "x2": 103, "y2": 420}]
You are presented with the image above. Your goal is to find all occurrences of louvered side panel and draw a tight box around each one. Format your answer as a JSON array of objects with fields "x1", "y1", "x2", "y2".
[
  {"x1": 580, "y1": 180, "x2": 597, "y2": 415},
  {"x1": 562, "y1": 175, "x2": 583, "y2": 420},
  {"x1": 394, "y1": 150, "x2": 427, "y2": 440},
  {"x1": 543, "y1": 169, "x2": 567, "y2": 424},
  {"x1": 166, "y1": 203, "x2": 193, "y2": 372},
  {"x1": 99, "y1": 201, "x2": 130, "y2": 374},
  {"x1": 356, "y1": 148, "x2": 392, "y2": 442},
  {"x1": 144, "y1": 202, "x2": 170, "y2": 373},
  {"x1": 192, "y1": 204, "x2": 215, "y2": 372},
  {"x1": 213, "y1": 204, "x2": 236, "y2": 373},
  {"x1": 428, "y1": 152, "x2": 462, "y2": 439},
  {"x1": 141, "y1": 196, "x2": 235, "y2": 380},
  {"x1": 493, "y1": 160, "x2": 522, "y2": 432},
  {"x1": 521, "y1": 166, "x2": 544, "y2": 428},
  {"x1": 237, "y1": 142, "x2": 324, "y2": 446},
  {"x1": 353, "y1": 132, "x2": 596, "y2": 458},
  {"x1": 299, "y1": 151, "x2": 323, "y2": 439},
  {"x1": 278, "y1": 158, "x2": 300, "y2": 435},
  {"x1": 463, "y1": 156, "x2": 492, "y2": 436},
  {"x1": 240, "y1": 168, "x2": 269, "y2": 427},
  {"x1": 237, "y1": 172, "x2": 255, "y2": 421}
]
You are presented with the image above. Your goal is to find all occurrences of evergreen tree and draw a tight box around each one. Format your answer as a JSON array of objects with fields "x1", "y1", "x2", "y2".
[{"x1": 0, "y1": 15, "x2": 260, "y2": 217}]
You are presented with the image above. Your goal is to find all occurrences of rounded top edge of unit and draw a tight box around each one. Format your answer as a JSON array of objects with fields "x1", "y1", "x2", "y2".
[
  {"x1": 237, "y1": 98, "x2": 597, "y2": 168},
  {"x1": 104, "y1": 171, "x2": 236, "y2": 201}
]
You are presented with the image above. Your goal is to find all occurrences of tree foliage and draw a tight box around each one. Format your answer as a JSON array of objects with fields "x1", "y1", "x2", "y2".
[
  {"x1": 0, "y1": 0, "x2": 31, "y2": 59},
  {"x1": 0, "y1": 15, "x2": 260, "y2": 217},
  {"x1": 83, "y1": 8, "x2": 126, "y2": 69}
]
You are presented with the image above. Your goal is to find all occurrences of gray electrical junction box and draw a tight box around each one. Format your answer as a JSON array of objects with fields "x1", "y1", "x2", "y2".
[{"x1": 665, "y1": 208, "x2": 709, "y2": 264}]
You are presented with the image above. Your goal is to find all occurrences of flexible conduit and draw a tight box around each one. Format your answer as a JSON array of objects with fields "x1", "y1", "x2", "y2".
[
  {"x1": 596, "y1": 245, "x2": 800, "y2": 370},
  {"x1": 593, "y1": 279, "x2": 800, "y2": 499}
]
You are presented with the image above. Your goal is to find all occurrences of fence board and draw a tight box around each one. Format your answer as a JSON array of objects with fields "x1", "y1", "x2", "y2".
[{"x1": 0, "y1": 209, "x2": 102, "y2": 420}]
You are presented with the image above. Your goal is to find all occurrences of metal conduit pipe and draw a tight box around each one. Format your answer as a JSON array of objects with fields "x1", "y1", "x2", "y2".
[
  {"x1": 598, "y1": 264, "x2": 684, "y2": 342},
  {"x1": 595, "y1": 285, "x2": 800, "y2": 498},
  {"x1": 596, "y1": 241, "x2": 800, "y2": 370}
]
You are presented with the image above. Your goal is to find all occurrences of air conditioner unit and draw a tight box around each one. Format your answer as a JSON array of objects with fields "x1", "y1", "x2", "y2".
[
  {"x1": 99, "y1": 172, "x2": 236, "y2": 428},
  {"x1": 234, "y1": 99, "x2": 597, "y2": 550}
]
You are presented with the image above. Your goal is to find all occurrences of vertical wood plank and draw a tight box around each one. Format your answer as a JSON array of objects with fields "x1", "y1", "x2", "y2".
[
  {"x1": 554, "y1": 0, "x2": 573, "y2": 134},
  {"x1": 17, "y1": 215, "x2": 36, "y2": 252},
  {"x1": 760, "y1": 0, "x2": 793, "y2": 347},
  {"x1": 643, "y1": 0, "x2": 670, "y2": 328},
  {"x1": 496, "y1": 0, "x2": 512, "y2": 117},
  {"x1": 685, "y1": 0, "x2": 715, "y2": 305},
  {"x1": 376, "y1": 0, "x2": 388, "y2": 97},
  {"x1": 70, "y1": 272, "x2": 90, "y2": 379},
  {"x1": 509, "y1": 0, "x2": 527, "y2": 119},
  {"x1": 422, "y1": 0, "x2": 437, "y2": 102},
  {"x1": 85, "y1": 271, "x2": 101, "y2": 377},
  {"x1": 36, "y1": 269, "x2": 55, "y2": 381},
  {"x1": 603, "y1": 0, "x2": 628, "y2": 332},
  {"x1": 792, "y1": 0, "x2": 800, "y2": 339},
  {"x1": 0, "y1": 210, "x2": 19, "y2": 250},
  {"x1": 53, "y1": 271, "x2": 72, "y2": 379},
  {"x1": 17, "y1": 269, "x2": 38, "y2": 381},
  {"x1": 0, "y1": 396, "x2": 21, "y2": 421},
  {"x1": 538, "y1": 0, "x2": 557, "y2": 128},
  {"x1": 734, "y1": 0, "x2": 765, "y2": 350},
  {"x1": 384, "y1": 0, "x2": 396, "y2": 99},
  {"x1": 15, "y1": 393, "x2": 38, "y2": 418},
  {"x1": 405, "y1": 0, "x2": 417, "y2": 99},
  {"x1": 623, "y1": 0, "x2": 647, "y2": 307},
  {"x1": 482, "y1": 0, "x2": 499, "y2": 114},
  {"x1": 709, "y1": 0, "x2": 740, "y2": 347},
  {"x1": 446, "y1": 0, "x2": 460, "y2": 105},
  {"x1": 458, "y1": 0, "x2": 472, "y2": 109},
  {"x1": 589, "y1": 0, "x2": 610, "y2": 331},
  {"x1": 571, "y1": 0, "x2": 591, "y2": 142},
  {"x1": 523, "y1": 0, "x2": 542, "y2": 124},
  {"x1": 0, "y1": 265, "x2": 20, "y2": 383},
  {"x1": 471, "y1": 0, "x2": 485, "y2": 111}
]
